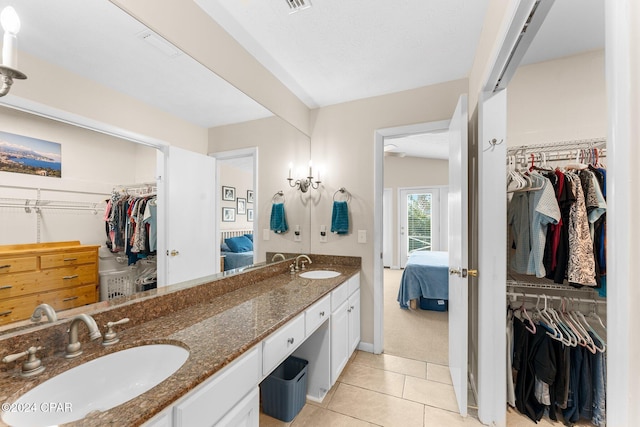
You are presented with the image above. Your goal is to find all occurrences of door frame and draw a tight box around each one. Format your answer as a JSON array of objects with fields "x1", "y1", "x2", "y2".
[
  {"x1": 210, "y1": 147, "x2": 259, "y2": 272},
  {"x1": 373, "y1": 120, "x2": 450, "y2": 354}
]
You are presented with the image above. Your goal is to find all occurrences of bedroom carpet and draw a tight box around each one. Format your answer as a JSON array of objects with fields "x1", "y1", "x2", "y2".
[{"x1": 383, "y1": 268, "x2": 449, "y2": 366}]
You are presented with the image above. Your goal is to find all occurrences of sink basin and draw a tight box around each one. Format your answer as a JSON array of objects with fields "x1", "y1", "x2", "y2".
[
  {"x1": 299, "y1": 270, "x2": 341, "y2": 279},
  {"x1": 2, "y1": 344, "x2": 189, "y2": 426}
]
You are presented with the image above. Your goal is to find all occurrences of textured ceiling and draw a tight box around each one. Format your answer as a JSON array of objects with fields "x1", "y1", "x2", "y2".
[
  {"x1": 2, "y1": 0, "x2": 604, "y2": 158},
  {"x1": 195, "y1": 0, "x2": 490, "y2": 108}
]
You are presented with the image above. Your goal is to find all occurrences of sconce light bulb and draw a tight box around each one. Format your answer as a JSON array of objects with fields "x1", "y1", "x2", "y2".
[{"x1": 1, "y1": 7, "x2": 20, "y2": 35}]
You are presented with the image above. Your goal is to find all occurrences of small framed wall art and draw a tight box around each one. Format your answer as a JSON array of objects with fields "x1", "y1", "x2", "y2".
[{"x1": 222, "y1": 186, "x2": 235, "y2": 201}]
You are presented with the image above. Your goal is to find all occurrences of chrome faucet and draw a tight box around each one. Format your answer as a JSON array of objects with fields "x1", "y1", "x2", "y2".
[
  {"x1": 271, "y1": 253, "x2": 286, "y2": 262},
  {"x1": 30, "y1": 303, "x2": 58, "y2": 323},
  {"x1": 294, "y1": 254, "x2": 312, "y2": 271},
  {"x1": 65, "y1": 314, "x2": 102, "y2": 358}
]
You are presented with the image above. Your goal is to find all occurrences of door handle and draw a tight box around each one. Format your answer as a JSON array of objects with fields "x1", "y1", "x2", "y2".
[
  {"x1": 450, "y1": 268, "x2": 478, "y2": 278},
  {"x1": 166, "y1": 250, "x2": 180, "y2": 257}
]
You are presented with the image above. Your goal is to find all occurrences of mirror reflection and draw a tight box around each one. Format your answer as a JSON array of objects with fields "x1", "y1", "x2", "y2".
[{"x1": 0, "y1": 0, "x2": 311, "y2": 332}]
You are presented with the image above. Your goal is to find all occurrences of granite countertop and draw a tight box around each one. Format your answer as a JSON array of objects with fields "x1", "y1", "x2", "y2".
[{"x1": 0, "y1": 262, "x2": 359, "y2": 426}]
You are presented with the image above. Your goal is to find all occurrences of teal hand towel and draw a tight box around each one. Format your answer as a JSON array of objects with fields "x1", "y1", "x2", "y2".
[
  {"x1": 331, "y1": 201, "x2": 349, "y2": 234},
  {"x1": 270, "y1": 203, "x2": 288, "y2": 233}
]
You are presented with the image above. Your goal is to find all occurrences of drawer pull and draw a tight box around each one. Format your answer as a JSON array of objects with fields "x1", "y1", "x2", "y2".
[
  {"x1": 0, "y1": 265, "x2": 10, "y2": 269},
  {"x1": 0, "y1": 310, "x2": 12, "y2": 316},
  {"x1": 347, "y1": 308, "x2": 352, "y2": 313},
  {"x1": 63, "y1": 296, "x2": 79, "y2": 302},
  {"x1": 287, "y1": 337, "x2": 295, "y2": 345},
  {"x1": 63, "y1": 258, "x2": 78, "y2": 262},
  {"x1": 63, "y1": 275, "x2": 79, "y2": 280},
  {"x1": 319, "y1": 311, "x2": 325, "y2": 317},
  {"x1": 0, "y1": 285, "x2": 12, "y2": 290}
]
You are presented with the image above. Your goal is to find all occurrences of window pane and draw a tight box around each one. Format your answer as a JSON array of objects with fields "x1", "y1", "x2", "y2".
[{"x1": 407, "y1": 193, "x2": 432, "y2": 254}]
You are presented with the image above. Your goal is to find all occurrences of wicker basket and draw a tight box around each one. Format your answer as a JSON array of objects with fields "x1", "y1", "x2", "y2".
[{"x1": 99, "y1": 269, "x2": 136, "y2": 301}]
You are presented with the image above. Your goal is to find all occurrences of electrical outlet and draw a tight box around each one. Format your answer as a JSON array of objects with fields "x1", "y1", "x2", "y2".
[
  {"x1": 358, "y1": 230, "x2": 367, "y2": 244},
  {"x1": 320, "y1": 225, "x2": 327, "y2": 243},
  {"x1": 294, "y1": 225, "x2": 302, "y2": 242}
]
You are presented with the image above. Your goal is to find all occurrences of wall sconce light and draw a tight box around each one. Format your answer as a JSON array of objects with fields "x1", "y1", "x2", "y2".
[
  {"x1": 287, "y1": 161, "x2": 321, "y2": 193},
  {"x1": 0, "y1": 6, "x2": 27, "y2": 97}
]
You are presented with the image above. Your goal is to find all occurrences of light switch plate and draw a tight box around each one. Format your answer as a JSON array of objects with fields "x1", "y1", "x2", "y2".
[
  {"x1": 358, "y1": 230, "x2": 367, "y2": 244},
  {"x1": 263, "y1": 229, "x2": 270, "y2": 241}
]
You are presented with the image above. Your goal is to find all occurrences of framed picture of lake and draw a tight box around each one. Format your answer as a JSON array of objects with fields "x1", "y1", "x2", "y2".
[{"x1": 0, "y1": 131, "x2": 62, "y2": 177}]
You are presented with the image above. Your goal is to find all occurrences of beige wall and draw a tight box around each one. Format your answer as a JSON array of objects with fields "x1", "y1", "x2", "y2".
[
  {"x1": 308, "y1": 79, "x2": 467, "y2": 345},
  {"x1": 9, "y1": 52, "x2": 207, "y2": 154},
  {"x1": 208, "y1": 116, "x2": 311, "y2": 261},
  {"x1": 508, "y1": 50, "x2": 606, "y2": 146},
  {"x1": 219, "y1": 163, "x2": 253, "y2": 232},
  {"x1": 0, "y1": 106, "x2": 156, "y2": 245},
  {"x1": 384, "y1": 156, "x2": 449, "y2": 267}
]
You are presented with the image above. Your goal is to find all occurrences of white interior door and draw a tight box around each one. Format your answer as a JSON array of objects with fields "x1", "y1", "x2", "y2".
[
  {"x1": 157, "y1": 146, "x2": 216, "y2": 286},
  {"x1": 447, "y1": 94, "x2": 469, "y2": 416},
  {"x1": 477, "y1": 90, "x2": 508, "y2": 425}
]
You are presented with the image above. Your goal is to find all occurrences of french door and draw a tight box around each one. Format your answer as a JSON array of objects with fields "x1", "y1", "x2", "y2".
[{"x1": 399, "y1": 187, "x2": 441, "y2": 267}]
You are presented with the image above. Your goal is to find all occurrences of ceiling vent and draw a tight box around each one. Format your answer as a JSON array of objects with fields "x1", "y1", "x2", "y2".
[
  {"x1": 137, "y1": 30, "x2": 182, "y2": 58},
  {"x1": 286, "y1": 0, "x2": 312, "y2": 14}
]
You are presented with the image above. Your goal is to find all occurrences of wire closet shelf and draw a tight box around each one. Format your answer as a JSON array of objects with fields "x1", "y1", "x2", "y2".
[{"x1": 507, "y1": 137, "x2": 606, "y2": 164}]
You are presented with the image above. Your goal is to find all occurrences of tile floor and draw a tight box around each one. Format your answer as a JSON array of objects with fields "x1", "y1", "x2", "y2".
[
  {"x1": 259, "y1": 269, "x2": 590, "y2": 426},
  {"x1": 259, "y1": 351, "x2": 483, "y2": 427}
]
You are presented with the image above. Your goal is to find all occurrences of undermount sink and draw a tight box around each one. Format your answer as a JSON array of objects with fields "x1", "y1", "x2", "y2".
[
  {"x1": 2, "y1": 343, "x2": 189, "y2": 427},
  {"x1": 299, "y1": 270, "x2": 341, "y2": 279}
]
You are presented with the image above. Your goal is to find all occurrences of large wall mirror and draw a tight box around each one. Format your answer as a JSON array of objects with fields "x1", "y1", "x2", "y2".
[{"x1": 0, "y1": 0, "x2": 311, "y2": 332}]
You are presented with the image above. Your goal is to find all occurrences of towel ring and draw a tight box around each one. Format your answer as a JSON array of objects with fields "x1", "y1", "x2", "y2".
[
  {"x1": 272, "y1": 190, "x2": 285, "y2": 203},
  {"x1": 333, "y1": 187, "x2": 351, "y2": 202}
]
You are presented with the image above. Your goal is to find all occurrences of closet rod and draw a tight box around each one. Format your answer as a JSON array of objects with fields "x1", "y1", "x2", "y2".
[
  {"x1": 506, "y1": 291, "x2": 606, "y2": 305},
  {"x1": 506, "y1": 137, "x2": 606, "y2": 156}
]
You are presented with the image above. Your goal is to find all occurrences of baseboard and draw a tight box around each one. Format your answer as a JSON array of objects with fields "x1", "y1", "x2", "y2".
[{"x1": 357, "y1": 342, "x2": 374, "y2": 353}]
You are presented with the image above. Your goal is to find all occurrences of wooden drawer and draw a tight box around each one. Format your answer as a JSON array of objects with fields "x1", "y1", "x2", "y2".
[
  {"x1": 40, "y1": 250, "x2": 97, "y2": 269},
  {"x1": 0, "y1": 284, "x2": 96, "y2": 326},
  {"x1": 0, "y1": 265, "x2": 97, "y2": 298},
  {"x1": 262, "y1": 314, "x2": 305, "y2": 376},
  {"x1": 305, "y1": 294, "x2": 330, "y2": 336},
  {"x1": 0, "y1": 256, "x2": 37, "y2": 275}
]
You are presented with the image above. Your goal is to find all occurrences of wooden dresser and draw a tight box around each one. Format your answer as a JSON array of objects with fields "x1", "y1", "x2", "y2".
[{"x1": 0, "y1": 241, "x2": 100, "y2": 326}]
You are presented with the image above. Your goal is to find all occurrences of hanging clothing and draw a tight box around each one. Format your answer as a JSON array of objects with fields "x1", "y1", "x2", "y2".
[{"x1": 566, "y1": 172, "x2": 597, "y2": 286}]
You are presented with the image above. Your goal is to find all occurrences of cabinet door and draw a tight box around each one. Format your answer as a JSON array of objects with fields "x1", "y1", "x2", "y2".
[
  {"x1": 215, "y1": 387, "x2": 259, "y2": 427},
  {"x1": 348, "y1": 288, "x2": 361, "y2": 355},
  {"x1": 330, "y1": 300, "x2": 349, "y2": 385}
]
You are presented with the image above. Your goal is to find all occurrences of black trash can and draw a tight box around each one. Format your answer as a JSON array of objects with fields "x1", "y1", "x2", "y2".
[{"x1": 260, "y1": 356, "x2": 308, "y2": 422}]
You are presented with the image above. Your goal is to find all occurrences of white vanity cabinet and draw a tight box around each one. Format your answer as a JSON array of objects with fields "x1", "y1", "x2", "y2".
[
  {"x1": 143, "y1": 345, "x2": 261, "y2": 427},
  {"x1": 330, "y1": 273, "x2": 360, "y2": 385},
  {"x1": 143, "y1": 272, "x2": 360, "y2": 427}
]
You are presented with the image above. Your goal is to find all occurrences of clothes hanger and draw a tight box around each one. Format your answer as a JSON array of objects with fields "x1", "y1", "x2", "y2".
[
  {"x1": 514, "y1": 293, "x2": 536, "y2": 334},
  {"x1": 536, "y1": 295, "x2": 562, "y2": 341},
  {"x1": 549, "y1": 298, "x2": 577, "y2": 347},
  {"x1": 567, "y1": 298, "x2": 598, "y2": 354},
  {"x1": 575, "y1": 308, "x2": 606, "y2": 353}
]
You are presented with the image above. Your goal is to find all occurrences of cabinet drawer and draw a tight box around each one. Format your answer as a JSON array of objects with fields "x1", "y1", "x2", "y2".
[
  {"x1": 0, "y1": 256, "x2": 37, "y2": 275},
  {"x1": 262, "y1": 314, "x2": 305, "y2": 376},
  {"x1": 305, "y1": 295, "x2": 330, "y2": 336},
  {"x1": 331, "y1": 282, "x2": 349, "y2": 311},
  {"x1": 174, "y1": 346, "x2": 261, "y2": 427},
  {"x1": 0, "y1": 284, "x2": 96, "y2": 326},
  {"x1": 40, "y1": 250, "x2": 97, "y2": 269},
  {"x1": 0, "y1": 265, "x2": 97, "y2": 298}
]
